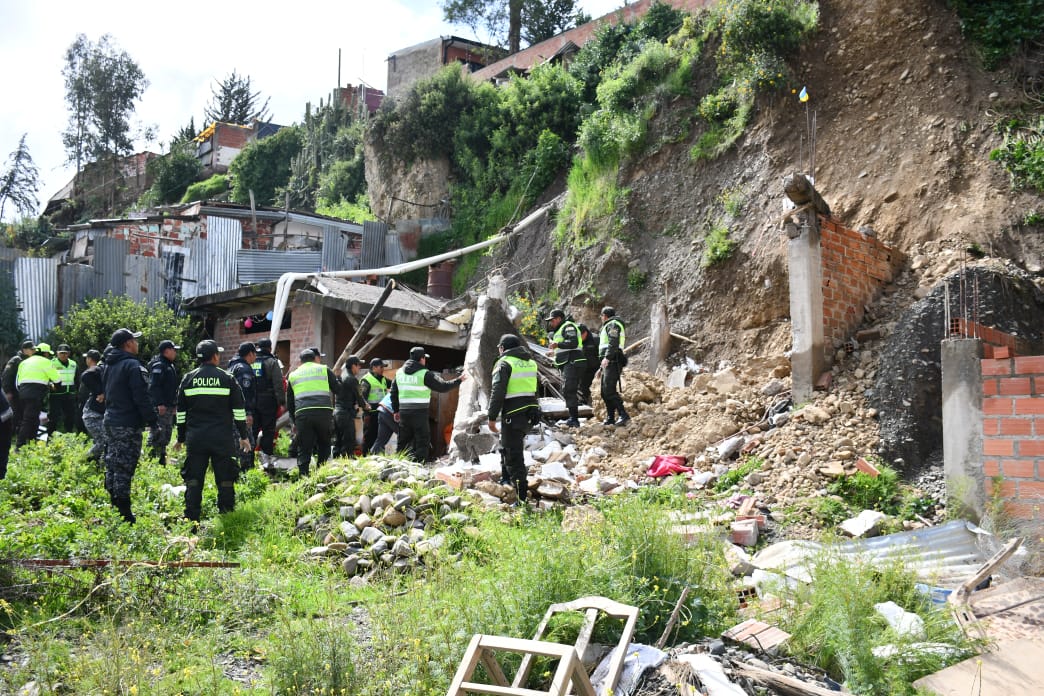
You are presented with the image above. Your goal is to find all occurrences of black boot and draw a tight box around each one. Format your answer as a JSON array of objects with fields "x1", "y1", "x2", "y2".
[
  {"x1": 614, "y1": 407, "x2": 630, "y2": 427},
  {"x1": 157, "y1": 450, "x2": 166, "y2": 467},
  {"x1": 114, "y1": 497, "x2": 136, "y2": 524}
]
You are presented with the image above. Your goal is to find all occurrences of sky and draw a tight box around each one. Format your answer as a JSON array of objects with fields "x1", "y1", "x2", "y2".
[{"x1": 0, "y1": 0, "x2": 627, "y2": 220}]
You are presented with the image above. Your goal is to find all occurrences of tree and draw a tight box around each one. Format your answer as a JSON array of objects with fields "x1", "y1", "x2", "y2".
[
  {"x1": 146, "y1": 146, "x2": 202, "y2": 204},
  {"x1": 442, "y1": 0, "x2": 581, "y2": 53},
  {"x1": 204, "y1": 71, "x2": 271, "y2": 125},
  {"x1": 0, "y1": 267, "x2": 26, "y2": 358},
  {"x1": 61, "y1": 34, "x2": 93, "y2": 175},
  {"x1": 0, "y1": 135, "x2": 40, "y2": 221},
  {"x1": 229, "y1": 127, "x2": 303, "y2": 206}
]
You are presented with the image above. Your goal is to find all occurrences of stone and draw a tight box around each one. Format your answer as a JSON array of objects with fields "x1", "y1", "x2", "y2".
[
  {"x1": 342, "y1": 555, "x2": 359, "y2": 575},
  {"x1": 371, "y1": 493, "x2": 394, "y2": 510},
  {"x1": 302, "y1": 492, "x2": 326, "y2": 508},
  {"x1": 354, "y1": 513, "x2": 373, "y2": 529},
  {"x1": 382, "y1": 509, "x2": 407, "y2": 528},
  {"x1": 442, "y1": 512, "x2": 470, "y2": 524},
  {"x1": 339, "y1": 521, "x2": 360, "y2": 541},
  {"x1": 357, "y1": 494, "x2": 373, "y2": 515},
  {"x1": 360, "y1": 526, "x2": 384, "y2": 545},
  {"x1": 392, "y1": 538, "x2": 413, "y2": 558}
]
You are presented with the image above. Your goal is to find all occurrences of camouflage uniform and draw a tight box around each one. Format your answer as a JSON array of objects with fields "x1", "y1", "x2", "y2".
[
  {"x1": 148, "y1": 410, "x2": 175, "y2": 461},
  {"x1": 104, "y1": 424, "x2": 143, "y2": 502},
  {"x1": 82, "y1": 407, "x2": 106, "y2": 461}
]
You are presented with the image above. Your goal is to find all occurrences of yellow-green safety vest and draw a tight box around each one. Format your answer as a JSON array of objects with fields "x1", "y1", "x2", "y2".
[
  {"x1": 361, "y1": 372, "x2": 387, "y2": 405},
  {"x1": 287, "y1": 362, "x2": 333, "y2": 412},
  {"x1": 497, "y1": 355, "x2": 537, "y2": 414},
  {"x1": 599, "y1": 319, "x2": 626, "y2": 356},
  {"x1": 16, "y1": 355, "x2": 60, "y2": 389},
  {"x1": 395, "y1": 368, "x2": 431, "y2": 407},
  {"x1": 52, "y1": 357, "x2": 77, "y2": 392},
  {"x1": 551, "y1": 321, "x2": 584, "y2": 367}
]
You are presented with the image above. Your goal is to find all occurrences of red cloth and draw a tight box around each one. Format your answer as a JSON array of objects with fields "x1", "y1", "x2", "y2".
[{"x1": 647, "y1": 455, "x2": 692, "y2": 477}]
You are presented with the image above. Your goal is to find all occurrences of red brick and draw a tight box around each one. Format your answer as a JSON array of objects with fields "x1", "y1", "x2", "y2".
[
  {"x1": 1019, "y1": 439, "x2": 1044, "y2": 457},
  {"x1": 1014, "y1": 398, "x2": 1044, "y2": 416},
  {"x1": 1018, "y1": 480, "x2": 1044, "y2": 499},
  {"x1": 983, "y1": 380, "x2": 999, "y2": 396},
  {"x1": 982, "y1": 344, "x2": 995, "y2": 359},
  {"x1": 1003, "y1": 501, "x2": 1040, "y2": 520},
  {"x1": 1000, "y1": 377, "x2": 1033, "y2": 395},
  {"x1": 985, "y1": 478, "x2": 1018, "y2": 498},
  {"x1": 983, "y1": 398, "x2": 1014, "y2": 416},
  {"x1": 1036, "y1": 416, "x2": 1044, "y2": 436},
  {"x1": 1000, "y1": 460, "x2": 1037, "y2": 479},
  {"x1": 1014, "y1": 356, "x2": 1044, "y2": 374},
  {"x1": 983, "y1": 459, "x2": 1001, "y2": 477},
  {"x1": 999, "y1": 418, "x2": 1033, "y2": 436},
  {"x1": 984, "y1": 439, "x2": 1015, "y2": 456},
  {"x1": 994, "y1": 346, "x2": 1011, "y2": 359},
  {"x1": 982, "y1": 359, "x2": 1013, "y2": 376}
]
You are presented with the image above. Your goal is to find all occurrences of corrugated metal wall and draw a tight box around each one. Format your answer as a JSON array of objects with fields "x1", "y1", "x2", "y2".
[
  {"x1": 185, "y1": 216, "x2": 241, "y2": 298},
  {"x1": 124, "y1": 256, "x2": 166, "y2": 305},
  {"x1": 362, "y1": 221, "x2": 387, "y2": 269},
  {"x1": 322, "y1": 227, "x2": 354, "y2": 271},
  {"x1": 236, "y1": 249, "x2": 322, "y2": 284},
  {"x1": 15, "y1": 257, "x2": 58, "y2": 341},
  {"x1": 95, "y1": 237, "x2": 129, "y2": 298},
  {"x1": 161, "y1": 249, "x2": 186, "y2": 309},
  {"x1": 58, "y1": 264, "x2": 97, "y2": 314}
]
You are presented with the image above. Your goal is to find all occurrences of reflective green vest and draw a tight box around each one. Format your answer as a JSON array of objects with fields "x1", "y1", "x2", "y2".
[
  {"x1": 52, "y1": 357, "x2": 77, "y2": 393},
  {"x1": 361, "y1": 372, "x2": 387, "y2": 405},
  {"x1": 395, "y1": 368, "x2": 430, "y2": 408},
  {"x1": 497, "y1": 355, "x2": 537, "y2": 414},
  {"x1": 287, "y1": 362, "x2": 333, "y2": 412},
  {"x1": 599, "y1": 319, "x2": 626, "y2": 356},
  {"x1": 16, "y1": 355, "x2": 60, "y2": 389},
  {"x1": 551, "y1": 321, "x2": 584, "y2": 367}
]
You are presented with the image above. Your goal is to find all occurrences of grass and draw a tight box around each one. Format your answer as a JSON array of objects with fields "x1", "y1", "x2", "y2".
[
  {"x1": 0, "y1": 436, "x2": 982, "y2": 694},
  {"x1": 702, "y1": 220, "x2": 736, "y2": 267}
]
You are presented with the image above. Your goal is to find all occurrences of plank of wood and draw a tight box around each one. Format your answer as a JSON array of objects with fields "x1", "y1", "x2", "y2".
[{"x1": 913, "y1": 638, "x2": 1044, "y2": 695}]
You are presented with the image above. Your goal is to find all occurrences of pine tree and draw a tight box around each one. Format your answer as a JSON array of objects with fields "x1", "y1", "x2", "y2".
[
  {"x1": 0, "y1": 135, "x2": 40, "y2": 221},
  {"x1": 204, "y1": 71, "x2": 271, "y2": 125}
]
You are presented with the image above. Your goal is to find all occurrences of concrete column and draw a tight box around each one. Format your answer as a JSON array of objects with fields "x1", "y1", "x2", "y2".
[
  {"x1": 787, "y1": 217, "x2": 825, "y2": 403},
  {"x1": 648, "y1": 302, "x2": 670, "y2": 374},
  {"x1": 942, "y1": 338, "x2": 985, "y2": 521}
]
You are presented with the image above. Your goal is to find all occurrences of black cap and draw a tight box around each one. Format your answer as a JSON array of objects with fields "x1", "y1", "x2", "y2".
[
  {"x1": 409, "y1": 346, "x2": 429, "y2": 361},
  {"x1": 369, "y1": 358, "x2": 388, "y2": 368},
  {"x1": 577, "y1": 324, "x2": 589, "y2": 335},
  {"x1": 20, "y1": 340, "x2": 34, "y2": 350},
  {"x1": 345, "y1": 355, "x2": 362, "y2": 368},
  {"x1": 309, "y1": 346, "x2": 327, "y2": 358},
  {"x1": 238, "y1": 341, "x2": 256, "y2": 357},
  {"x1": 257, "y1": 338, "x2": 272, "y2": 350},
  {"x1": 195, "y1": 340, "x2": 224, "y2": 360},
  {"x1": 83, "y1": 349, "x2": 102, "y2": 362},
  {"x1": 110, "y1": 328, "x2": 142, "y2": 347},
  {"x1": 498, "y1": 334, "x2": 520, "y2": 350},
  {"x1": 601, "y1": 306, "x2": 616, "y2": 317},
  {"x1": 299, "y1": 348, "x2": 316, "y2": 361},
  {"x1": 57, "y1": 344, "x2": 71, "y2": 353},
  {"x1": 158, "y1": 340, "x2": 180, "y2": 352},
  {"x1": 545, "y1": 309, "x2": 565, "y2": 321}
]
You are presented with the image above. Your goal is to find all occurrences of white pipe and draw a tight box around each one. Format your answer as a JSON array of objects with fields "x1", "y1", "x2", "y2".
[{"x1": 268, "y1": 232, "x2": 511, "y2": 346}]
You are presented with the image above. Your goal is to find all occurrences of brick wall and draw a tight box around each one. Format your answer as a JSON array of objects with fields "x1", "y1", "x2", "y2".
[
  {"x1": 951, "y1": 318, "x2": 1033, "y2": 357},
  {"x1": 819, "y1": 215, "x2": 900, "y2": 348},
  {"x1": 981, "y1": 352, "x2": 1044, "y2": 521}
]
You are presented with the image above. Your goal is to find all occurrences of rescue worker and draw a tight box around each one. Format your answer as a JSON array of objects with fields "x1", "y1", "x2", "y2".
[
  {"x1": 252, "y1": 338, "x2": 285, "y2": 470},
  {"x1": 390, "y1": 346, "x2": 466, "y2": 463},
  {"x1": 0, "y1": 390, "x2": 13, "y2": 479},
  {"x1": 48, "y1": 344, "x2": 79, "y2": 433},
  {"x1": 333, "y1": 355, "x2": 370, "y2": 457},
  {"x1": 487, "y1": 334, "x2": 540, "y2": 505},
  {"x1": 577, "y1": 324, "x2": 599, "y2": 407},
  {"x1": 2, "y1": 341, "x2": 36, "y2": 434},
  {"x1": 286, "y1": 348, "x2": 339, "y2": 476},
  {"x1": 79, "y1": 349, "x2": 106, "y2": 465},
  {"x1": 545, "y1": 309, "x2": 585, "y2": 427},
  {"x1": 147, "y1": 340, "x2": 180, "y2": 466},
  {"x1": 360, "y1": 358, "x2": 390, "y2": 455},
  {"x1": 174, "y1": 340, "x2": 249, "y2": 523},
  {"x1": 15, "y1": 342, "x2": 59, "y2": 448},
  {"x1": 598, "y1": 306, "x2": 630, "y2": 426},
  {"x1": 369, "y1": 392, "x2": 398, "y2": 456},
  {"x1": 102, "y1": 328, "x2": 156, "y2": 523},
  {"x1": 228, "y1": 342, "x2": 258, "y2": 470}
]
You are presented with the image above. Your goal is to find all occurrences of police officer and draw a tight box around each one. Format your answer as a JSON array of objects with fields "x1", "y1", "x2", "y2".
[
  {"x1": 598, "y1": 306, "x2": 630, "y2": 426},
  {"x1": 102, "y1": 328, "x2": 156, "y2": 523},
  {"x1": 360, "y1": 358, "x2": 390, "y2": 455},
  {"x1": 147, "y1": 340, "x2": 180, "y2": 466},
  {"x1": 49, "y1": 344, "x2": 79, "y2": 433},
  {"x1": 252, "y1": 338, "x2": 286, "y2": 470},
  {"x1": 390, "y1": 346, "x2": 466, "y2": 463},
  {"x1": 487, "y1": 334, "x2": 540, "y2": 505},
  {"x1": 174, "y1": 340, "x2": 249, "y2": 522},
  {"x1": 545, "y1": 309, "x2": 585, "y2": 427},
  {"x1": 369, "y1": 392, "x2": 398, "y2": 456},
  {"x1": 2, "y1": 341, "x2": 36, "y2": 434},
  {"x1": 286, "y1": 348, "x2": 339, "y2": 476},
  {"x1": 576, "y1": 324, "x2": 599, "y2": 407},
  {"x1": 0, "y1": 390, "x2": 12, "y2": 479},
  {"x1": 15, "y1": 342, "x2": 59, "y2": 448},
  {"x1": 334, "y1": 355, "x2": 369, "y2": 457},
  {"x1": 228, "y1": 342, "x2": 258, "y2": 470},
  {"x1": 80, "y1": 349, "x2": 106, "y2": 465}
]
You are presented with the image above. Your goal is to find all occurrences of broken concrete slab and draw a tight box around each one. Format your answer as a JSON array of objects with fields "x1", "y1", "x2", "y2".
[
  {"x1": 967, "y1": 577, "x2": 1044, "y2": 642},
  {"x1": 730, "y1": 519, "x2": 759, "y2": 547},
  {"x1": 913, "y1": 638, "x2": 1044, "y2": 695},
  {"x1": 674, "y1": 653, "x2": 747, "y2": 696},
  {"x1": 839, "y1": 509, "x2": 887, "y2": 538},
  {"x1": 722, "y1": 618, "x2": 791, "y2": 653}
]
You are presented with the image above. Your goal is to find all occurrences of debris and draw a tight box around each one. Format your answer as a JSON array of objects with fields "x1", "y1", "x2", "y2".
[
  {"x1": 591, "y1": 644, "x2": 666, "y2": 696},
  {"x1": 912, "y1": 638, "x2": 1044, "y2": 695},
  {"x1": 838, "y1": 509, "x2": 887, "y2": 537},
  {"x1": 874, "y1": 601, "x2": 925, "y2": 638},
  {"x1": 854, "y1": 457, "x2": 880, "y2": 477},
  {"x1": 949, "y1": 536, "x2": 1024, "y2": 638},
  {"x1": 730, "y1": 519, "x2": 759, "y2": 547},
  {"x1": 966, "y1": 577, "x2": 1044, "y2": 642},
  {"x1": 674, "y1": 653, "x2": 747, "y2": 696},
  {"x1": 722, "y1": 619, "x2": 791, "y2": 653},
  {"x1": 733, "y1": 661, "x2": 856, "y2": 695},
  {"x1": 647, "y1": 455, "x2": 692, "y2": 478},
  {"x1": 655, "y1": 586, "x2": 691, "y2": 649}
]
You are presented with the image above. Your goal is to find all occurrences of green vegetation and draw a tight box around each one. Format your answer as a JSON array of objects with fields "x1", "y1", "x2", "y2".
[
  {"x1": 146, "y1": 146, "x2": 202, "y2": 205},
  {"x1": 714, "y1": 455, "x2": 762, "y2": 491},
  {"x1": 949, "y1": 0, "x2": 1044, "y2": 69},
  {"x1": 990, "y1": 115, "x2": 1044, "y2": 193},
  {"x1": 47, "y1": 294, "x2": 202, "y2": 374},
  {"x1": 702, "y1": 221, "x2": 735, "y2": 267},
  {"x1": 229, "y1": 126, "x2": 303, "y2": 206},
  {"x1": 181, "y1": 173, "x2": 229, "y2": 203},
  {"x1": 627, "y1": 267, "x2": 648, "y2": 292},
  {"x1": 285, "y1": 99, "x2": 368, "y2": 211},
  {"x1": 316, "y1": 194, "x2": 377, "y2": 223}
]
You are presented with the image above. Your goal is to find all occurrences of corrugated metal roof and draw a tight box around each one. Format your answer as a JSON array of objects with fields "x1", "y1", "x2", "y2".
[
  {"x1": 58, "y1": 264, "x2": 97, "y2": 314},
  {"x1": 15, "y1": 257, "x2": 58, "y2": 342},
  {"x1": 314, "y1": 276, "x2": 445, "y2": 314},
  {"x1": 0, "y1": 248, "x2": 22, "y2": 262},
  {"x1": 752, "y1": 520, "x2": 1007, "y2": 589},
  {"x1": 362, "y1": 221, "x2": 387, "y2": 270},
  {"x1": 236, "y1": 249, "x2": 322, "y2": 284},
  {"x1": 94, "y1": 236, "x2": 129, "y2": 298}
]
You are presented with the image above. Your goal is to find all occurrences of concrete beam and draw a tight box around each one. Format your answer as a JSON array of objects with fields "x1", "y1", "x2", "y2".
[
  {"x1": 787, "y1": 216, "x2": 825, "y2": 403},
  {"x1": 942, "y1": 338, "x2": 985, "y2": 520}
]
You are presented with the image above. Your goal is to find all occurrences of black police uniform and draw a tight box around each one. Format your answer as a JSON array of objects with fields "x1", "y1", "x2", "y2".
[
  {"x1": 147, "y1": 353, "x2": 179, "y2": 465},
  {"x1": 229, "y1": 355, "x2": 257, "y2": 469},
  {"x1": 252, "y1": 345, "x2": 285, "y2": 459},
  {"x1": 334, "y1": 370, "x2": 369, "y2": 457},
  {"x1": 176, "y1": 362, "x2": 249, "y2": 521},
  {"x1": 488, "y1": 344, "x2": 540, "y2": 503}
]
